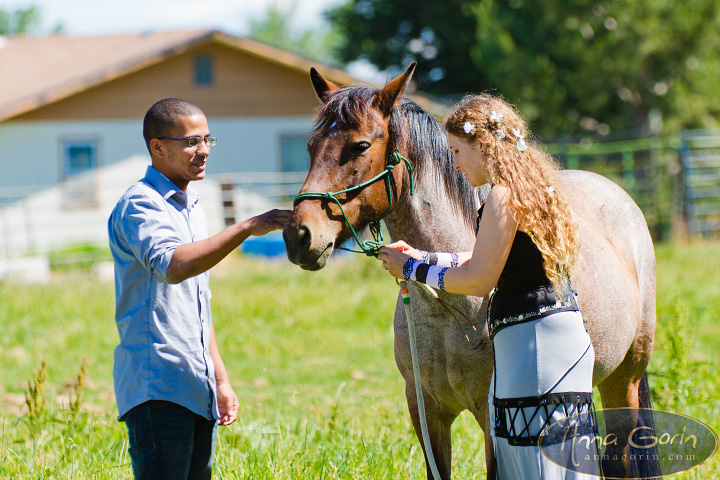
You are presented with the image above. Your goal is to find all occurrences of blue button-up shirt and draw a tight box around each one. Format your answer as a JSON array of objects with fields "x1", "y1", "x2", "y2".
[{"x1": 109, "y1": 166, "x2": 217, "y2": 420}]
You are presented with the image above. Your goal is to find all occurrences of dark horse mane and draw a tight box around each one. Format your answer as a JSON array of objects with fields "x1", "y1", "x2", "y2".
[{"x1": 312, "y1": 85, "x2": 477, "y2": 230}]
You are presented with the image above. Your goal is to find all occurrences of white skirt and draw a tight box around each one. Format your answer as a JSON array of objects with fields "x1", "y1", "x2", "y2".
[{"x1": 489, "y1": 310, "x2": 600, "y2": 480}]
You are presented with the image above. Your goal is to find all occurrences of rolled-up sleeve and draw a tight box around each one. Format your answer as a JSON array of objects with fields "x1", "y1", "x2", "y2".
[{"x1": 113, "y1": 192, "x2": 181, "y2": 283}]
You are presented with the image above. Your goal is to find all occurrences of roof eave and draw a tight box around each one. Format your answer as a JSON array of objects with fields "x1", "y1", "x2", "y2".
[
  {"x1": 0, "y1": 30, "x2": 218, "y2": 122},
  {"x1": 0, "y1": 30, "x2": 449, "y2": 122}
]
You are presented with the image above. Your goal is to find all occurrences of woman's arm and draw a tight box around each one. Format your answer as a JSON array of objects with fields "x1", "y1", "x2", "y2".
[
  {"x1": 378, "y1": 185, "x2": 517, "y2": 297},
  {"x1": 382, "y1": 240, "x2": 473, "y2": 266},
  {"x1": 442, "y1": 185, "x2": 517, "y2": 296}
]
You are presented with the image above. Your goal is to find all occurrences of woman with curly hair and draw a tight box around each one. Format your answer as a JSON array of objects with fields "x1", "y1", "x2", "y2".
[{"x1": 378, "y1": 93, "x2": 599, "y2": 479}]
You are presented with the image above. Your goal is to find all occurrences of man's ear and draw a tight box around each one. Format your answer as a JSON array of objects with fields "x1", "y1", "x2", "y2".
[{"x1": 150, "y1": 138, "x2": 165, "y2": 159}]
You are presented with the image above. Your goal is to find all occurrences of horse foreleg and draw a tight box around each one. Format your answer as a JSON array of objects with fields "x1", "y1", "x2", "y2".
[{"x1": 404, "y1": 383, "x2": 456, "y2": 480}]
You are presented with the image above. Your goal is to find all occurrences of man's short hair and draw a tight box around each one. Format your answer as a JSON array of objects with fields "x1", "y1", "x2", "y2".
[{"x1": 143, "y1": 98, "x2": 205, "y2": 153}]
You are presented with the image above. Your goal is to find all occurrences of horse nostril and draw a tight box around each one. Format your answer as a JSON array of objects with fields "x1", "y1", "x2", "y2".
[{"x1": 296, "y1": 224, "x2": 312, "y2": 252}]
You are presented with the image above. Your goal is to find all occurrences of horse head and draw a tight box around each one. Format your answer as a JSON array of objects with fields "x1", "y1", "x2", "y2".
[{"x1": 283, "y1": 63, "x2": 417, "y2": 270}]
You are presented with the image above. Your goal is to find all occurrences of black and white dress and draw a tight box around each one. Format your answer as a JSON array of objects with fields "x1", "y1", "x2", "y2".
[{"x1": 479, "y1": 208, "x2": 600, "y2": 479}]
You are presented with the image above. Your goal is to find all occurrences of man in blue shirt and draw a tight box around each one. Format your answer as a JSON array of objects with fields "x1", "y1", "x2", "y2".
[{"x1": 108, "y1": 98, "x2": 290, "y2": 479}]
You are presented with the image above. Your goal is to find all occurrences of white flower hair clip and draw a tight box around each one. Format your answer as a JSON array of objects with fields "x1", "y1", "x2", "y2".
[
  {"x1": 513, "y1": 128, "x2": 527, "y2": 152},
  {"x1": 490, "y1": 111, "x2": 503, "y2": 123},
  {"x1": 496, "y1": 129, "x2": 506, "y2": 140},
  {"x1": 463, "y1": 122, "x2": 475, "y2": 134}
]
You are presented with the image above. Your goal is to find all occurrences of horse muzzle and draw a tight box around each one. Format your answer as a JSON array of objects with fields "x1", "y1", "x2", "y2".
[{"x1": 283, "y1": 208, "x2": 338, "y2": 270}]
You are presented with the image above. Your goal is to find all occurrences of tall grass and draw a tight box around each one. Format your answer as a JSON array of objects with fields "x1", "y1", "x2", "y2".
[{"x1": 1, "y1": 242, "x2": 719, "y2": 478}]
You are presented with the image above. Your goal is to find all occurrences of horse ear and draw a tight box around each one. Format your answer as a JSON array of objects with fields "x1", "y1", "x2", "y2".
[
  {"x1": 310, "y1": 67, "x2": 339, "y2": 103},
  {"x1": 372, "y1": 62, "x2": 417, "y2": 118}
]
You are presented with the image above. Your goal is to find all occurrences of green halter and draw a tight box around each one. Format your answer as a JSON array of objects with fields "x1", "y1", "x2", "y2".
[{"x1": 293, "y1": 146, "x2": 414, "y2": 257}]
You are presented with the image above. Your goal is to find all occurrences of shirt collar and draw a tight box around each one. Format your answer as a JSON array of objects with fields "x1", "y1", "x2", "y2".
[{"x1": 144, "y1": 166, "x2": 200, "y2": 208}]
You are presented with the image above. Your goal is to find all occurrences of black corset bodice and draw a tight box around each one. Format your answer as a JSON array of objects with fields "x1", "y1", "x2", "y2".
[
  {"x1": 476, "y1": 205, "x2": 577, "y2": 338},
  {"x1": 476, "y1": 205, "x2": 548, "y2": 293}
]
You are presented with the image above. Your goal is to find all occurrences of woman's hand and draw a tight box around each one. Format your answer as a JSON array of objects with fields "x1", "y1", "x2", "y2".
[
  {"x1": 384, "y1": 240, "x2": 422, "y2": 259},
  {"x1": 378, "y1": 243, "x2": 416, "y2": 279}
]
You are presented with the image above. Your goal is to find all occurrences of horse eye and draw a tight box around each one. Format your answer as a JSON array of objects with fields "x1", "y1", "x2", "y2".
[{"x1": 353, "y1": 141, "x2": 371, "y2": 155}]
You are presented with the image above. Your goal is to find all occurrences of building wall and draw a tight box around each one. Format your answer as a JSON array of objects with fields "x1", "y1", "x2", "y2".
[
  {"x1": 17, "y1": 44, "x2": 322, "y2": 121},
  {"x1": 0, "y1": 115, "x2": 313, "y2": 189},
  {"x1": 0, "y1": 120, "x2": 140, "y2": 189}
]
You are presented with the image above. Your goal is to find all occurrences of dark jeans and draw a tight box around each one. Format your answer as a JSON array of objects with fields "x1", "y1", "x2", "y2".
[{"x1": 123, "y1": 400, "x2": 217, "y2": 480}]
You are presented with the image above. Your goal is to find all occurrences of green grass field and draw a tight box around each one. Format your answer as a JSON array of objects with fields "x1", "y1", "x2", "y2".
[{"x1": 1, "y1": 241, "x2": 719, "y2": 479}]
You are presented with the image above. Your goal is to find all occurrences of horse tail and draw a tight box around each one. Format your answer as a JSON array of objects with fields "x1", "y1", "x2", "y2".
[
  {"x1": 632, "y1": 372, "x2": 662, "y2": 480},
  {"x1": 638, "y1": 371, "x2": 653, "y2": 409}
]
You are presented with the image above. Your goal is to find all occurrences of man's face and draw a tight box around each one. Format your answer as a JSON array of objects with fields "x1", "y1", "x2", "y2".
[{"x1": 152, "y1": 114, "x2": 211, "y2": 191}]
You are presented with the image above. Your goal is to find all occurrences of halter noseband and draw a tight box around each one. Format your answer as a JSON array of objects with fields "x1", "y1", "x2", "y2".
[{"x1": 293, "y1": 145, "x2": 414, "y2": 257}]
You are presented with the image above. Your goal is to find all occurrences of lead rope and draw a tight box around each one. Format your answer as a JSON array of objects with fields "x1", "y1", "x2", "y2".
[{"x1": 399, "y1": 280, "x2": 442, "y2": 480}]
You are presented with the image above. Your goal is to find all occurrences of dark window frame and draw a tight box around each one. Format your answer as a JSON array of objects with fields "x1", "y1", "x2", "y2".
[
  {"x1": 60, "y1": 137, "x2": 99, "y2": 207},
  {"x1": 194, "y1": 54, "x2": 214, "y2": 86}
]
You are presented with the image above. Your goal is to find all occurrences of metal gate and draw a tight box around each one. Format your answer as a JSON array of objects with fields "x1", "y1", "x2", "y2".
[
  {"x1": 548, "y1": 134, "x2": 679, "y2": 240},
  {"x1": 680, "y1": 130, "x2": 720, "y2": 236}
]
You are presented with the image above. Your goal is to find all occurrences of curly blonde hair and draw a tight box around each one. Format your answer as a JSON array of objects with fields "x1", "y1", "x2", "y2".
[{"x1": 444, "y1": 94, "x2": 579, "y2": 293}]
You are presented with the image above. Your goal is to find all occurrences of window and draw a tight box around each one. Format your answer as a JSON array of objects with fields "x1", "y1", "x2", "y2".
[
  {"x1": 280, "y1": 135, "x2": 311, "y2": 172},
  {"x1": 62, "y1": 138, "x2": 98, "y2": 206},
  {"x1": 194, "y1": 54, "x2": 214, "y2": 86}
]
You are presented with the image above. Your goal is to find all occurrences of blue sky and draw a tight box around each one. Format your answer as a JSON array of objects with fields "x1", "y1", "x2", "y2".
[{"x1": 0, "y1": 0, "x2": 343, "y2": 37}]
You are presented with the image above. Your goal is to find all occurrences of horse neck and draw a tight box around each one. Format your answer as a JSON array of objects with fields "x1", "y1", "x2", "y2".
[
  {"x1": 384, "y1": 163, "x2": 487, "y2": 324},
  {"x1": 384, "y1": 169, "x2": 477, "y2": 254}
]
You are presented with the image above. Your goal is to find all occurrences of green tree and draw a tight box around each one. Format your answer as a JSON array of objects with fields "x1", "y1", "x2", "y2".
[
  {"x1": 328, "y1": 0, "x2": 480, "y2": 97},
  {"x1": 249, "y1": 1, "x2": 340, "y2": 66},
  {"x1": 328, "y1": 0, "x2": 720, "y2": 137},
  {"x1": 0, "y1": 6, "x2": 41, "y2": 35}
]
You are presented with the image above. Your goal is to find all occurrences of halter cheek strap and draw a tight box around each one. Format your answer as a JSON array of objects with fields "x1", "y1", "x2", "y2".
[{"x1": 293, "y1": 146, "x2": 414, "y2": 257}]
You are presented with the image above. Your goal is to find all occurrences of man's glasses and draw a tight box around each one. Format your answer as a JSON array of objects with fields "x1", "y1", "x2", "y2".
[{"x1": 157, "y1": 136, "x2": 217, "y2": 148}]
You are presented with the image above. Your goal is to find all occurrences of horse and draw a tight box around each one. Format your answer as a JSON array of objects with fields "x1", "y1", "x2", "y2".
[{"x1": 283, "y1": 63, "x2": 656, "y2": 479}]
